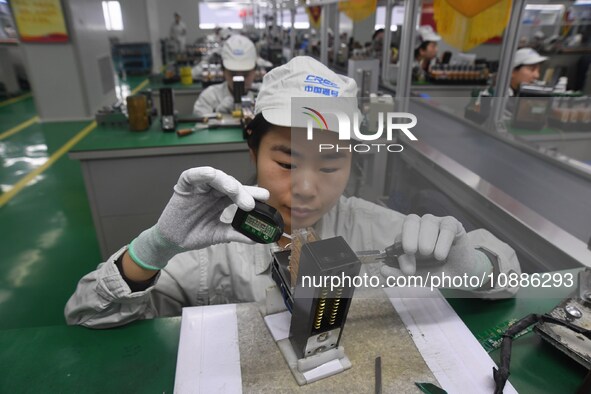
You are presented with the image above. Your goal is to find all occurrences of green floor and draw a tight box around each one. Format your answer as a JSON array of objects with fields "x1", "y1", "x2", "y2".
[{"x1": 0, "y1": 76, "x2": 146, "y2": 330}]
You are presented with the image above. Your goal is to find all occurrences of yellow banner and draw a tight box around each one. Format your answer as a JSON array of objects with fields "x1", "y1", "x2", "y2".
[
  {"x1": 434, "y1": 0, "x2": 511, "y2": 51},
  {"x1": 306, "y1": 6, "x2": 322, "y2": 30},
  {"x1": 12, "y1": 0, "x2": 69, "y2": 43},
  {"x1": 338, "y1": 0, "x2": 377, "y2": 22}
]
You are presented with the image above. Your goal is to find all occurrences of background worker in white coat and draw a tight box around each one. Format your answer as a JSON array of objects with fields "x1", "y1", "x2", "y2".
[
  {"x1": 170, "y1": 13, "x2": 187, "y2": 53},
  {"x1": 504, "y1": 47, "x2": 548, "y2": 117},
  {"x1": 413, "y1": 25, "x2": 442, "y2": 81},
  {"x1": 193, "y1": 35, "x2": 257, "y2": 116},
  {"x1": 509, "y1": 47, "x2": 548, "y2": 95}
]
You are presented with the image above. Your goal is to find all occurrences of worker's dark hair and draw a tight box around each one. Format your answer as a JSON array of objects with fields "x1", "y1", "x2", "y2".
[
  {"x1": 245, "y1": 113, "x2": 274, "y2": 156},
  {"x1": 414, "y1": 40, "x2": 433, "y2": 59},
  {"x1": 372, "y1": 28, "x2": 385, "y2": 40}
]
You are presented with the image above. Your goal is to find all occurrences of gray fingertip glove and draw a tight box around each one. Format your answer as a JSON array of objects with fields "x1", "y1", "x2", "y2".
[
  {"x1": 380, "y1": 214, "x2": 493, "y2": 290},
  {"x1": 380, "y1": 250, "x2": 493, "y2": 290},
  {"x1": 129, "y1": 166, "x2": 269, "y2": 271}
]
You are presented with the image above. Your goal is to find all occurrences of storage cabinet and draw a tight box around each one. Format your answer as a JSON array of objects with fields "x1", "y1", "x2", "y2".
[{"x1": 111, "y1": 42, "x2": 152, "y2": 75}]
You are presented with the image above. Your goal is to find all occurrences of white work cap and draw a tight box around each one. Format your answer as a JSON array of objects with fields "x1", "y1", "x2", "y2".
[
  {"x1": 417, "y1": 25, "x2": 441, "y2": 45},
  {"x1": 513, "y1": 47, "x2": 547, "y2": 68},
  {"x1": 221, "y1": 35, "x2": 256, "y2": 71},
  {"x1": 254, "y1": 56, "x2": 361, "y2": 134}
]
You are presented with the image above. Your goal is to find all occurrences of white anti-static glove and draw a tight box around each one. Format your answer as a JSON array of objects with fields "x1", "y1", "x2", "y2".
[
  {"x1": 380, "y1": 214, "x2": 493, "y2": 289},
  {"x1": 216, "y1": 95, "x2": 235, "y2": 113},
  {"x1": 129, "y1": 167, "x2": 269, "y2": 270}
]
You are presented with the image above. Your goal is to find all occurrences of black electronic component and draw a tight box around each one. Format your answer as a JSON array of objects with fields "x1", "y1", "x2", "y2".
[
  {"x1": 231, "y1": 200, "x2": 284, "y2": 244},
  {"x1": 232, "y1": 76, "x2": 245, "y2": 105},
  {"x1": 160, "y1": 87, "x2": 176, "y2": 132},
  {"x1": 287, "y1": 236, "x2": 361, "y2": 359},
  {"x1": 271, "y1": 249, "x2": 294, "y2": 312}
]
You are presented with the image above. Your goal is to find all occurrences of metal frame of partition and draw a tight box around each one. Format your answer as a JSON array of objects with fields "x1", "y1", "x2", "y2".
[
  {"x1": 393, "y1": 0, "x2": 421, "y2": 112},
  {"x1": 487, "y1": 0, "x2": 526, "y2": 130}
]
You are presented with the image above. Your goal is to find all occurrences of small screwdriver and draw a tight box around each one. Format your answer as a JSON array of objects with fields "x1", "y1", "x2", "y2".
[
  {"x1": 356, "y1": 242, "x2": 445, "y2": 269},
  {"x1": 356, "y1": 242, "x2": 405, "y2": 268}
]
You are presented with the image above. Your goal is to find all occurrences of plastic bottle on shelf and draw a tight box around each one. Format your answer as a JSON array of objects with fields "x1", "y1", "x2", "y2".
[
  {"x1": 568, "y1": 98, "x2": 578, "y2": 124},
  {"x1": 583, "y1": 98, "x2": 591, "y2": 124},
  {"x1": 550, "y1": 96, "x2": 561, "y2": 121},
  {"x1": 441, "y1": 65, "x2": 448, "y2": 80},
  {"x1": 560, "y1": 98, "x2": 571, "y2": 125},
  {"x1": 554, "y1": 77, "x2": 567, "y2": 94}
]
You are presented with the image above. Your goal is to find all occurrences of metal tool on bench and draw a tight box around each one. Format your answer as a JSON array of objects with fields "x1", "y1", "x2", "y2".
[
  {"x1": 232, "y1": 76, "x2": 245, "y2": 118},
  {"x1": 160, "y1": 87, "x2": 176, "y2": 132}
]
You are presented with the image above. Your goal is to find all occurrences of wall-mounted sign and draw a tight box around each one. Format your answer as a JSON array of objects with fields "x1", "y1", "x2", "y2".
[{"x1": 11, "y1": 0, "x2": 69, "y2": 43}]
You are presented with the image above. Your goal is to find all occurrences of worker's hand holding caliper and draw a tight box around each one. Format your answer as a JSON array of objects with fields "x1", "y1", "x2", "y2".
[{"x1": 129, "y1": 167, "x2": 269, "y2": 270}]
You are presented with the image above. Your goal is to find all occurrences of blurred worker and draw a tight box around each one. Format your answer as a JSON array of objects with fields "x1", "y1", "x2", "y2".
[
  {"x1": 373, "y1": 28, "x2": 385, "y2": 44},
  {"x1": 206, "y1": 27, "x2": 232, "y2": 45},
  {"x1": 500, "y1": 47, "x2": 548, "y2": 118},
  {"x1": 371, "y1": 28, "x2": 385, "y2": 59},
  {"x1": 220, "y1": 27, "x2": 234, "y2": 41},
  {"x1": 509, "y1": 47, "x2": 547, "y2": 95},
  {"x1": 170, "y1": 12, "x2": 187, "y2": 53},
  {"x1": 371, "y1": 28, "x2": 398, "y2": 64},
  {"x1": 413, "y1": 25, "x2": 441, "y2": 81},
  {"x1": 193, "y1": 35, "x2": 257, "y2": 116},
  {"x1": 470, "y1": 47, "x2": 548, "y2": 122}
]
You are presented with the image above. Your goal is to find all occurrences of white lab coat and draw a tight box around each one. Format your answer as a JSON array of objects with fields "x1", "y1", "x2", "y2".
[
  {"x1": 64, "y1": 195, "x2": 520, "y2": 328},
  {"x1": 192, "y1": 81, "x2": 254, "y2": 116},
  {"x1": 170, "y1": 20, "x2": 187, "y2": 52}
]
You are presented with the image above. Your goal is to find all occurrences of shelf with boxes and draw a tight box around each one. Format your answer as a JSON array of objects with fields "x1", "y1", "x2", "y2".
[{"x1": 112, "y1": 43, "x2": 152, "y2": 75}]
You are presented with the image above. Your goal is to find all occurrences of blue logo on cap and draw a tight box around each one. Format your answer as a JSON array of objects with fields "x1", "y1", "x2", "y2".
[
  {"x1": 233, "y1": 49, "x2": 244, "y2": 55},
  {"x1": 304, "y1": 74, "x2": 340, "y2": 97},
  {"x1": 304, "y1": 75, "x2": 340, "y2": 89}
]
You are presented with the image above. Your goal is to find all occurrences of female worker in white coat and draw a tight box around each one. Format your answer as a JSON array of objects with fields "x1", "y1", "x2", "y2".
[{"x1": 66, "y1": 57, "x2": 520, "y2": 328}]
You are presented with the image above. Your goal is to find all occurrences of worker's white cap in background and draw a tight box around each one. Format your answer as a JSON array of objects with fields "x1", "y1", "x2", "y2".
[
  {"x1": 221, "y1": 35, "x2": 257, "y2": 71},
  {"x1": 513, "y1": 47, "x2": 548, "y2": 68},
  {"x1": 254, "y1": 56, "x2": 361, "y2": 135},
  {"x1": 416, "y1": 25, "x2": 441, "y2": 47}
]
